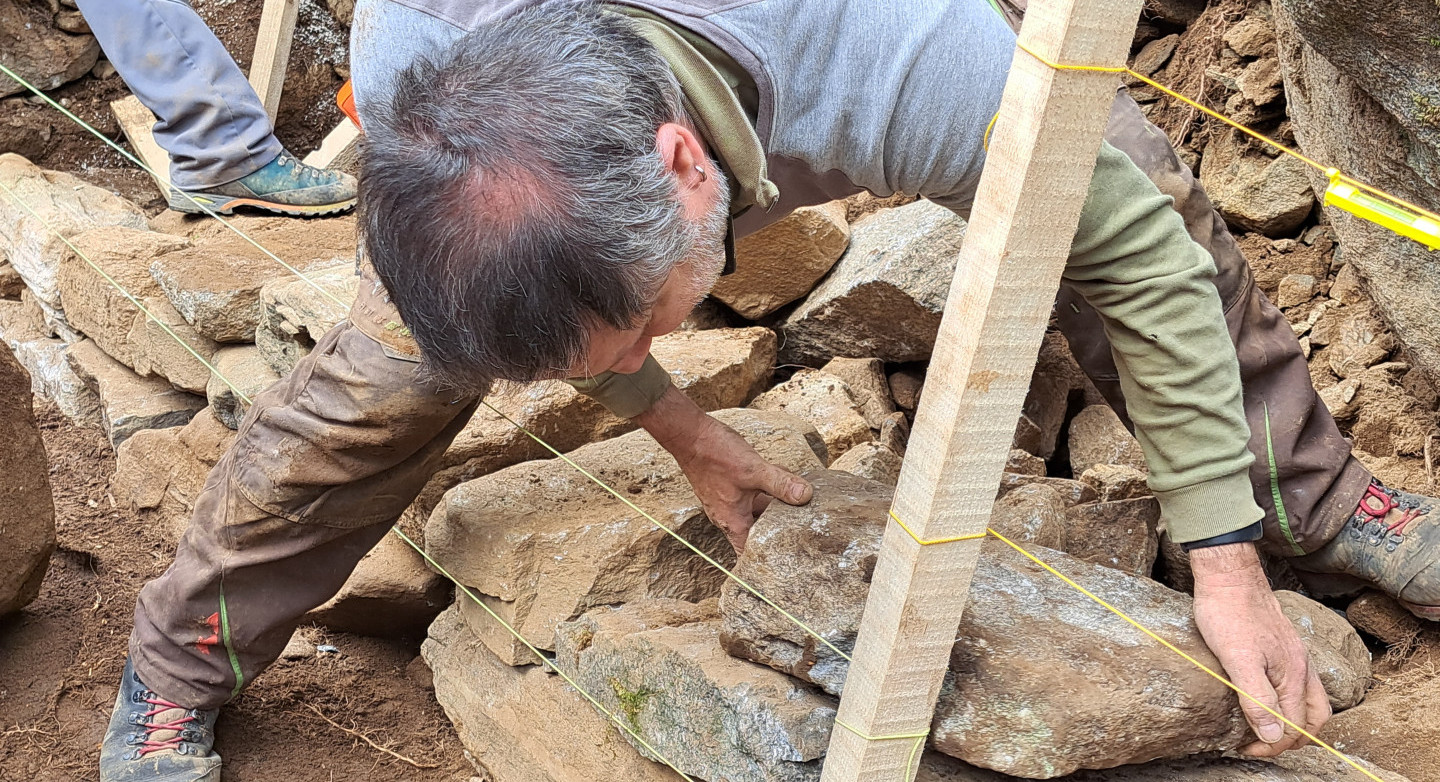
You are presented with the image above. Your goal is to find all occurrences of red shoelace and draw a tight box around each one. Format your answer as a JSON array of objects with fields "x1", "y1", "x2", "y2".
[
  {"x1": 1356, "y1": 483, "x2": 1429, "y2": 537},
  {"x1": 136, "y1": 695, "x2": 198, "y2": 756}
]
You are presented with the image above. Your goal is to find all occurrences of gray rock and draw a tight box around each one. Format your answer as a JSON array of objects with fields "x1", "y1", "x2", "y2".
[
  {"x1": 0, "y1": 298, "x2": 100, "y2": 426},
  {"x1": 56, "y1": 227, "x2": 191, "y2": 368},
  {"x1": 1199, "y1": 128, "x2": 1315, "y2": 237},
  {"x1": 255, "y1": 263, "x2": 356, "y2": 375},
  {"x1": 713, "y1": 202, "x2": 851, "y2": 319},
  {"x1": 0, "y1": 342, "x2": 54, "y2": 615},
  {"x1": 717, "y1": 471, "x2": 1370, "y2": 777},
  {"x1": 553, "y1": 599, "x2": 835, "y2": 782},
  {"x1": 423, "y1": 603, "x2": 688, "y2": 782},
  {"x1": 779, "y1": 201, "x2": 965, "y2": 365},
  {"x1": 425, "y1": 409, "x2": 826, "y2": 661},
  {"x1": 66, "y1": 339, "x2": 204, "y2": 446},
  {"x1": 750, "y1": 369, "x2": 872, "y2": 463},
  {"x1": 206, "y1": 345, "x2": 281, "y2": 429},
  {"x1": 917, "y1": 748, "x2": 1411, "y2": 782},
  {"x1": 0, "y1": 154, "x2": 149, "y2": 334},
  {"x1": 0, "y1": 1, "x2": 100, "y2": 97}
]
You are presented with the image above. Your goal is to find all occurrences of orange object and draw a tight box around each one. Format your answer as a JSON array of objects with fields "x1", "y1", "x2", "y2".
[{"x1": 337, "y1": 80, "x2": 361, "y2": 130}]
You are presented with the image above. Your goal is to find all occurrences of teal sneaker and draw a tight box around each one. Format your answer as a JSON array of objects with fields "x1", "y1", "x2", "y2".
[
  {"x1": 99, "y1": 659, "x2": 221, "y2": 781},
  {"x1": 168, "y1": 149, "x2": 356, "y2": 217}
]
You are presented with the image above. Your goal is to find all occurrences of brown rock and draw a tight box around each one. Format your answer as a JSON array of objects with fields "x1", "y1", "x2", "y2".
[
  {"x1": 1237, "y1": 57, "x2": 1285, "y2": 106},
  {"x1": 57, "y1": 228, "x2": 190, "y2": 367},
  {"x1": 988, "y1": 483, "x2": 1067, "y2": 550},
  {"x1": 820, "y1": 356, "x2": 895, "y2": 428},
  {"x1": 1225, "y1": 16, "x2": 1278, "y2": 58},
  {"x1": 888, "y1": 367, "x2": 924, "y2": 412},
  {"x1": 996, "y1": 473, "x2": 1098, "y2": 507},
  {"x1": 1329, "y1": 262, "x2": 1366, "y2": 305},
  {"x1": 1131, "y1": 34, "x2": 1178, "y2": 76},
  {"x1": 127, "y1": 296, "x2": 220, "y2": 394},
  {"x1": 0, "y1": 261, "x2": 23, "y2": 299},
  {"x1": 1005, "y1": 448, "x2": 1046, "y2": 477},
  {"x1": 255, "y1": 263, "x2": 356, "y2": 375},
  {"x1": 206, "y1": 345, "x2": 280, "y2": 430},
  {"x1": 829, "y1": 441, "x2": 903, "y2": 486},
  {"x1": 1068, "y1": 405, "x2": 1148, "y2": 476},
  {"x1": 1063, "y1": 496, "x2": 1161, "y2": 577},
  {"x1": 650, "y1": 327, "x2": 777, "y2": 409},
  {"x1": 1157, "y1": 530, "x2": 1194, "y2": 593},
  {"x1": 113, "y1": 409, "x2": 232, "y2": 541},
  {"x1": 750, "y1": 369, "x2": 872, "y2": 463},
  {"x1": 423, "y1": 603, "x2": 686, "y2": 782},
  {"x1": 66, "y1": 339, "x2": 205, "y2": 446},
  {"x1": 1015, "y1": 331, "x2": 1087, "y2": 459},
  {"x1": 1079, "y1": 464, "x2": 1151, "y2": 501},
  {"x1": 712, "y1": 202, "x2": 850, "y2": 319},
  {"x1": 1345, "y1": 590, "x2": 1423, "y2": 651},
  {"x1": 1275, "y1": 273, "x2": 1318, "y2": 309},
  {"x1": 306, "y1": 531, "x2": 450, "y2": 636},
  {"x1": 0, "y1": 1, "x2": 100, "y2": 98},
  {"x1": 1274, "y1": 591, "x2": 1372, "y2": 709},
  {"x1": 0, "y1": 342, "x2": 54, "y2": 615},
  {"x1": 425, "y1": 409, "x2": 825, "y2": 661},
  {"x1": 878, "y1": 410, "x2": 910, "y2": 454},
  {"x1": 1318, "y1": 376, "x2": 1361, "y2": 421},
  {"x1": 1200, "y1": 128, "x2": 1316, "y2": 237}
]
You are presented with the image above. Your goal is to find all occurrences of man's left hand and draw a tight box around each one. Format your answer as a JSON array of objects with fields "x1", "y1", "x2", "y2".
[
  {"x1": 1191, "y1": 541, "x2": 1332, "y2": 757},
  {"x1": 635, "y1": 386, "x2": 813, "y2": 552}
]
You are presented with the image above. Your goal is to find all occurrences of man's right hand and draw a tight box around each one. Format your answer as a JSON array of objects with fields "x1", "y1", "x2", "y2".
[{"x1": 1190, "y1": 542, "x2": 1332, "y2": 756}]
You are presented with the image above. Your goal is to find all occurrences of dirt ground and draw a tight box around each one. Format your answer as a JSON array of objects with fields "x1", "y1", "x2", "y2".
[{"x1": 0, "y1": 404, "x2": 471, "y2": 782}]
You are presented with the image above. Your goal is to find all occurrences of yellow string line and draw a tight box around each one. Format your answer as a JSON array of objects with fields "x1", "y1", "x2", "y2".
[
  {"x1": 390, "y1": 529, "x2": 698, "y2": 781},
  {"x1": 832, "y1": 719, "x2": 926, "y2": 781},
  {"x1": 986, "y1": 527, "x2": 1385, "y2": 782},
  {"x1": 0, "y1": 181, "x2": 254, "y2": 405},
  {"x1": 0, "y1": 62, "x2": 353, "y2": 313},
  {"x1": 887, "y1": 509, "x2": 987, "y2": 546},
  {"x1": 480, "y1": 399, "x2": 856, "y2": 664},
  {"x1": 1013, "y1": 40, "x2": 1440, "y2": 226}
]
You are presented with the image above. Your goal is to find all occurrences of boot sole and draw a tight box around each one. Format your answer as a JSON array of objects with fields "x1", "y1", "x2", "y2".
[{"x1": 169, "y1": 194, "x2": 356, "y2": 218}]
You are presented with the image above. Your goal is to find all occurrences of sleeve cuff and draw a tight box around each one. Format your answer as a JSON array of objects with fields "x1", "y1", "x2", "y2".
[
  {"x1": 565, "y1": 354, "x2": 673, "y2": 419},
  {"x1": 1153, "y1": 468, "x2": 1264, "y2": 544}
]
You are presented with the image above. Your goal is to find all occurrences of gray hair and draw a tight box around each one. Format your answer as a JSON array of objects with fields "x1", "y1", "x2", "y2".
[{"x1": 359, "y1": 2, "x2": 697, "y2": 389}]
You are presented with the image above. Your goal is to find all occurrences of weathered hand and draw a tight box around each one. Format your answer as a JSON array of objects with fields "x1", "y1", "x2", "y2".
[
  {"x1": 1190, "y1": 542, "x2": 1331, "y2": 757},
  {"x1": 635, "y1": 386, "x2": 812, "y2": 552}
]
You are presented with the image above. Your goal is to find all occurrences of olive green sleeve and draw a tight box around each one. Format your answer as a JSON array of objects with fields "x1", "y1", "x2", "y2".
[
  {"x1": 1064, "y1": 141, "x2": 1263, "y2": 544},
  {"x1": 565, "y1": 354, "x2": 673, "y2": 419}
]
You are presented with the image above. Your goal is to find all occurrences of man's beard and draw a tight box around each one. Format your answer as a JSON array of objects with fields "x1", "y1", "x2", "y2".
[{"x1": 681, "y1": 163, "x2": 731, "y2": 302}]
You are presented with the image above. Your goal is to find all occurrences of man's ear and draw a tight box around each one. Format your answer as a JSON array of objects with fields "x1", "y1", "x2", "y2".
[{"x1": 656, "y1": 122, "x2": 708, "y2": 193}]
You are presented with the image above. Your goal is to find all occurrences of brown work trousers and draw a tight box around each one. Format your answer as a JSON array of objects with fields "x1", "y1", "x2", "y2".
[{"x1": 128, "y1": 92, "x2": 1372, "y2": 710}]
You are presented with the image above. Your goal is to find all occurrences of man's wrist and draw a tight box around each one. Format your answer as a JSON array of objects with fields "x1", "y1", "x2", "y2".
[
  {"x1": 1189, "y1": 540, "x2": 1269, "y2": 592},
  {"x1": 1181, "y1": 521, "x2": 1263, "y2": 553},
  {"x1": 633, "y1": 385, "x2": 708, "y2": 460}
]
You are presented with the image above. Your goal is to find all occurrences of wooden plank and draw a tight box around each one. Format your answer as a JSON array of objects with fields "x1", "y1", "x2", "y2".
[
  {"x1": 302, "y1": 120, "x2": 361, "y2": 173},
  {"x1": 818, "y1": 0, "x2": 1144, "y2": 779},
  {"x1": 110, "y1": 96, "x2": 171, "y2": 195},
  {"x1": 247, "y1": 0, "x2": 300, "y2": 120}
]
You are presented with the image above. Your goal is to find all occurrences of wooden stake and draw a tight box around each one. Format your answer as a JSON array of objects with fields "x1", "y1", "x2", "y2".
[
  {"x1": 110, "y1": 96, "x2": 171, "y2": 194},
  {"x1": 819, "y1": 0, "x2": 1142, "y2": 779},
  {"x1": 247, "y1": 0, "x2": 300, "y2": 120},
  {"x1": 302, "y1": 120, "x2": 362, "y2": 173}
]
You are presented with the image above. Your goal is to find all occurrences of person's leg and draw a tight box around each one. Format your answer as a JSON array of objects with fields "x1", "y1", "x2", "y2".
[
  {"x1": 1055, "y1": 90, "x2": 1372, "y2": 557},
  {"x1": 71, "y1": 0, "x2": 280, "y2": 189},
  {"x1": 349, "y1": 0, "x2": 470, "y2": 121}
]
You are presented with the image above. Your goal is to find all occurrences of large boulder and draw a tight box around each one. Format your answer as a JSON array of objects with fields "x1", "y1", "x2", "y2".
[
  {"x1": 66, "y1": 339, "x2": 205, "y2": 446},
  {"x1": 0, "y1": 0, "x2": 100, "y2": 97},
  {"x1": 778, "y1": 200, "x2": 965, "y2": 366},
  {"x1": 149, "y1": 217, "x2": 356, "y2": 343},
  {"x1": 717, "y1": 471, "x2": 1370, "y2": 777},
  {"x1": 1274, "y1": 0, "x2": 1440, "y2": 386},
  {"x1": 0, "y1": 342, "x2": 55, "y2": 615},
  {"x1": 56, "y1": 228, "x2": 191, "y2": 367},
  {"x1": 712, "y1": 202, "x2": 851, "y2": 319},
  {"x1": 0, "y1": 154, "x2": 149, "y2": 335},
  {"x1": 553, "y1": 599, "x2": 835, "y2": 782},
  {"x1": 423, "y1": 603, "x2": 686, "y2": 782},
  {"x1": 424, "y1": 409, "x2": 825, "y2": 663}
]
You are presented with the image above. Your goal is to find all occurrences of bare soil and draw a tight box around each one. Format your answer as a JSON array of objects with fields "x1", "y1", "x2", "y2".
[{"x1": 0, "y1": 404, "x2": 470, "y2": 782}]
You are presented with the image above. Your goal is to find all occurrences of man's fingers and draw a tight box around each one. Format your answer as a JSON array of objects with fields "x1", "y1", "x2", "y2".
[
  {"x1": 1229, "y1": 663, "x2": 1286, "y2": 750},
  {"x1": 1302, "y1": 669, "x2": 1332, "y2": 741},
  {"x1": 762, "y1": 465, "x2": 812, "y2": 506}
]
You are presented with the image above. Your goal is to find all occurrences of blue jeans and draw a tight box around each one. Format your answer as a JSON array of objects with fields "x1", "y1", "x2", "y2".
[{"x1": 73, "y1": 0, "x2": 281, "y2": 188}]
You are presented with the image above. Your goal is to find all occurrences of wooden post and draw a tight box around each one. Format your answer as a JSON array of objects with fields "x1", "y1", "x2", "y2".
[
  {"x1": 302, "y1": 120, "x2": 362, "y2": 173},
  {"x1": 247, "y1": 0, "x2": 300, "y2": 120},
  {"x1": 110, "y1": 96, "x2": 172, "y2": 193},
  {"x1": 819, "y1": 0, "x2": 1143, "y2": 780}
]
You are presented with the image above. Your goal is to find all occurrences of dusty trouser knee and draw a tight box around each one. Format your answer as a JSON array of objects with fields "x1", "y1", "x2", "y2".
[
  {"x1": 129, "y1": 311, "x2": 478, "y2": 710},
  {"x1": 1056, "y1": 90, "x2": 1370, "y2": 556}
]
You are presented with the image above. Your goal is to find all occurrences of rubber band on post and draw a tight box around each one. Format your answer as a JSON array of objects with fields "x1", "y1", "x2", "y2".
[
  {"x1": 832, "y1": 719, "x2": 928, "y2": 782},
  {"x1": 888, "y1": 510, "x2": 988, "y2": 546}
]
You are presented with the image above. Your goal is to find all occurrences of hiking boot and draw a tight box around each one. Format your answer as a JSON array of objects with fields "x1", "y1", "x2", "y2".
[
  {"x1": 100, "y1": 658, "x2": 221, "y2": 781},
  {"x1": 1293, "y1": 478, "x2": 1440, "y2": 620},
  {"x1": 167, "y1": 149, "x2": 356, "y2": 217}
]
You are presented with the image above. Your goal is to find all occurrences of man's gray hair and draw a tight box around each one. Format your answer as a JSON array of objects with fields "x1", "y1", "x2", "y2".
[{"x1": 360, "y1": 2, "x2": 693, "y2": 389}]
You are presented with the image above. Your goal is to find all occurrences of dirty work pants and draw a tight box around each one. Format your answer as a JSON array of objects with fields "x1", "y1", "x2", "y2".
[
  {"x1": 127, "y1": 12, "x2": 1371, "y2": 712},
  {"x1": 72, "y1": 0, "x2": 282, "y2": 189}
]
